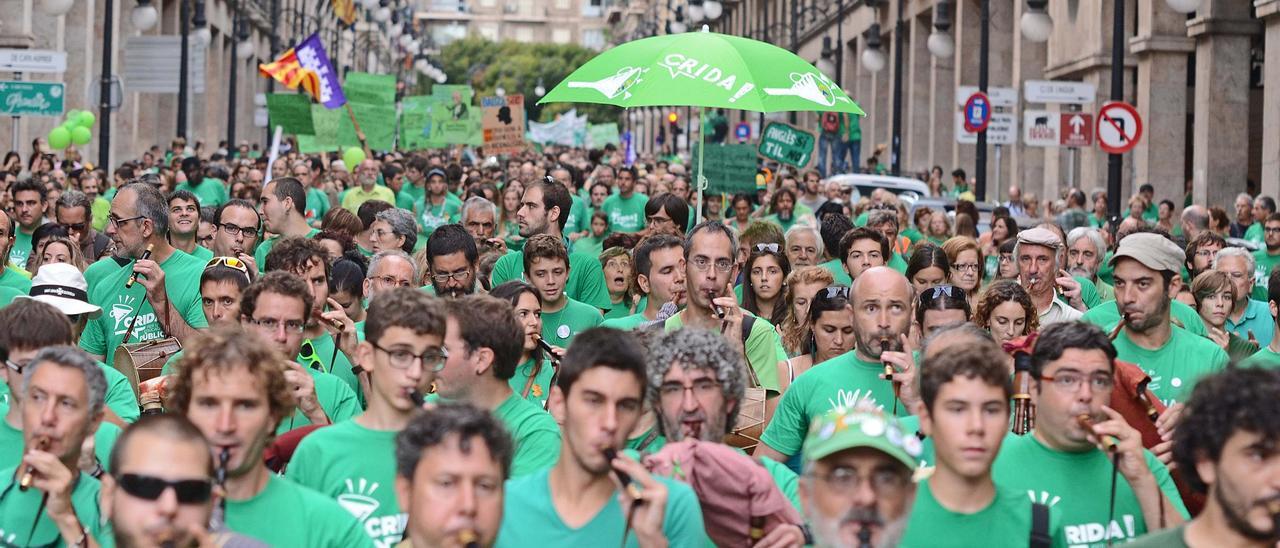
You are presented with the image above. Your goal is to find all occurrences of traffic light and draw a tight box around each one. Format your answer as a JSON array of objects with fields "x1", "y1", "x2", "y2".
[{"x1": 668, "y1": 111, "x2": 679, "y2": 124}]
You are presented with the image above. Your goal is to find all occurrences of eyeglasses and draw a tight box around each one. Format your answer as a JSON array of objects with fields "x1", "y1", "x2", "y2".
[
  {"x1": 1039, "y1": 371, "x2": 1115, "y2": 393},
  {"x1": 811, "y1": 466, "x2": 908, "y2": 495},
  {"x1": 108, "y1": 214, "x2": 147, "y2": 228},
  {"x1": 370, "y1": 275, "x2": 414, "y2": 288},
  {"x1": 658, "y1": 378, "x2": 722, "y2": 400},
  {"x1": 690, "y1": 256, "x2": 734, "y2": 273},
  {"x1": 431, "y1": 268, "x2": 473, "y2": 284},
  {"x1": 219, "y1": 222, "x2": 258, "y2": 239},
  {"x1": 5, "y1": 358, "x2": 29, "y2": 374},
  {"x1": 371, "y1": 341, "x2": 448, "y2": 371},
  {"x1": 754, "y1": 243, "x2": 780, "y2": 254},
  {"x1": 1265, "y1": 227, "x2": 1280, "y2": 234},
  {"x1": 952, "y1": 262, "x2": 981, "y2": 273},
  {"x1": 116, "y1": 473, "x2": 213, "y2": 504},
  {"x1": 247, "y1": 317, "x2": 306, "y2": 333}
]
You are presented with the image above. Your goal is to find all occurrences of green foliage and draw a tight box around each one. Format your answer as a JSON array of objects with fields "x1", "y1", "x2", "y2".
[{"x1": 434, "y1": 36, "x2": 622, "y2": 124}]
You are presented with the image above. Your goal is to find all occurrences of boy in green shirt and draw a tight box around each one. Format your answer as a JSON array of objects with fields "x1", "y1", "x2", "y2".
[
  {"x1": 253, "y1": 177, "x2": 321, "y2": 271},
  {"x1": 413, "y1": 168, "x2": 461, "y2": 240},
  {"x1": 435, "y1": 295, "x2": 562, "y2": 477},
  {"x1": 168, "y1": 325, "x2": 372, "y2": 547},
  {"x1": 524, "y1": 234, "x2": 603, "y2": 348},
  {"x1": 600, "y1": 166, "x2": 648, "y2": 234},
  {"x1": 992, "y1": 322, "x2": 1188, "y2": 547},
  {"x1": 289, "y1": 289, "x2": 447, "y2": 546},
  {"x1": 167, "y1": 189, "x2": 214, "y2": 261},
  {"x1": 9, "y1": 178, "x2": 47, "y2": 270},
  {"x1": 495, "y1": 327, "x2": 707, "y2": 547},
  {"x1": 600, "y1": 233, "x2": 687, "y2": 330}
]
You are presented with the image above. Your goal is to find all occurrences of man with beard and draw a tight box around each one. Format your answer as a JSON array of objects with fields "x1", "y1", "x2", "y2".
[
  {"x1": 340, "y1": 159, "x2": 395, "y2": 213},
  {"x1": 102, "y1": 414, "x2": 267, "y2": 547},
  {"x1": 424, "y1": 223, "x2": 481, "y2": 297},
  {"x1": 1244, "y1": 196, "x2": 1276, "y2": 245},
  {"x1": 461, "y1": 196, "x2": 504, "y2": 253},
  {"x1": 799, "y1": 406, "x2": 922, "y2": 548},
  {"x1": 1232, "y1": 193, "x2": 1255, "y2": 239},
  {"x1": 1128, "y1": 367, "x2": 1280, "y2": 547},
  {"x1": 209, "y1": 199, "x2": 261, "y2": 271},
  {"x1": 785, "y1": 225, "x2": 823, "y2": 268},
  {"x1": 764, "y1": 187, "x2": 805, "y2": 234},
  {"x1": 1215, "y1": 247, "x2": 1275, "y2": 348},
  {"x1": 167, "y1": 189, "x2": 213, "y2": 261},
  {"x1": 173, "y1": 157, "x2": 229, "y2": 208},
  {"x1": 1067, "y1": 227, "x2": 1113, "y2": 302},
  {"x1": 1252, "y1": 213, "x2": 1280, "y2": 301},
  {"x1": 798, "y1": 169, "x2": 827, "y2": 213},
  {"x1": 56, "y1": 190, "x2": 113, "y2": 263},
  {"x1": 1015, "y1": 227, "x2": 1085, "y2": 325},
  {"x1": 168, "y1": 325, "x2": 372, "y2": 547},
  {"x1": 81, "y1": 182, "x2": 207, "y2": 363},
  {"x1": 600, "y1": 233, "x2": 687, "y2": 330},
  {"x1": 0, "y1": 346, "x2": 106, "y2": 547},
  {"x1": 9, "y1": 178, "x2": 47, "y2": 270},
  {"x1": 993, "y1": 322, "x2": 1188, "y2": 547},
  {"x1": 1185, "y1": 232, "x2": 1226, "y2": 282},
  {"x1": 900, "y1": 339, "x2": 1052, "y2": 546},
  {"x1": 756, "y1": 267, "x2": 918, "y2": 466},
  {"x1": 0, "y1": 209, "x2": 32, "y2": 294},
  {"x1": 412, "y1": 167, "x2": 461, "y2": 241},
  {"x1": 487, "y1": 178, "x2": 610, "y2": 310},
  {"x1": 253, "y1": 177, "x2": 320, "y2": 270},
  {"x1": 395, "y1": 403, "x2": 513, "y2": 548},
  {"x1": 601, "y1": 166, "x2": 648, "y2": 234}
]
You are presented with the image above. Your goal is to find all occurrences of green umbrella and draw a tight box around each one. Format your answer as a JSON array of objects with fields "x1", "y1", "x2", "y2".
[{"x1": 539, "y1": 29, "x2": 864, "y2": 219}]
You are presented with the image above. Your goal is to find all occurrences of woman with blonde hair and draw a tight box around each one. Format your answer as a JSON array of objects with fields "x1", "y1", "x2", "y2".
[
  {"x1": 941, "y1": 236, "x2": 983, "y2": 308},
  {"x1": 777, "y1": 266, "x2": 835, "y2": 357},
  {"x1": 1191, "y1": 270, "x2": 1259, "y2": 362},
  {"x1": 30, "y1": 234, "x2": 87, "y2": 273}
]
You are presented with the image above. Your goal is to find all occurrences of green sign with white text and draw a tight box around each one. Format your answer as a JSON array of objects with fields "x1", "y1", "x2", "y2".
[
  {"x1": 0, "y1": 81, "x2": 63, "y2": 117},
  {"x1": 758, "y1": 121, "x2": 814, "y2": 167}
]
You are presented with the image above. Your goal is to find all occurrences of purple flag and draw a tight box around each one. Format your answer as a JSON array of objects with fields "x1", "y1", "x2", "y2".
[{"x1": 294, "y1": 33, "x2": 346, "y2": 109}]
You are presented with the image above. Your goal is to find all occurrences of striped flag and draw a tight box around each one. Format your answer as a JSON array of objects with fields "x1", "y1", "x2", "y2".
[
  {"x1": 332, "y1": 0, "x2": 357, "y2": 25},
  {"x1": 258, "y1": 47, "x2": 323, "y2": 102}
]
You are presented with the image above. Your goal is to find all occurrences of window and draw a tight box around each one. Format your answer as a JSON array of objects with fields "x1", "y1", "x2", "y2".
[{"x1": 552, "y1": 28, "x2": 571, "y2": 44}]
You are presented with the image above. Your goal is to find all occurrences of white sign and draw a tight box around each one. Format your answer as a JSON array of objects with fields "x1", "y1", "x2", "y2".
[
  {"x1": 1024, "y1": 80, "x2": 1096, "y2": 104},
  {"x1": 0, "y1": 49, "x2": 67, "y2": 73},
  {"x1": 956, "y1": 86, "x2": 1017, "y2": 107},
  {"x1": 1023, "y1": 110, "x2": 1060, "y2": 147},
  {"x1": 955, "y1": 112, "x2": 1017, "y2": 145},
  {"x1": 122, "y1": 36, "x2": 205, "y2": 94}
]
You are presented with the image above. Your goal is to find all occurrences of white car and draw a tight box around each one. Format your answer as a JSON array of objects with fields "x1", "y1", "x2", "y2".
[{"x1": 827, "y1": 173, "x2": 932, "y2": 207}]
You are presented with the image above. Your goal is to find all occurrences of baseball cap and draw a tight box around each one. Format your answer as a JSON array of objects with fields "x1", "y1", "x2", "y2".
[
  {"x1": 1109, "y1": 232, "x2": 1185, "y2": 273},
  {"x1": 802, "y1": 406, "x2": 921, "y2": 471},
  {"x1": 19, "y1": 263, "x2": 102, "y2": 319},
  {"x1": 427, "y1": 168, "x2": 447, "y2": 180},
  {"x1": 1016, "y1": 227, "x2": 1062, "y2": 250}
]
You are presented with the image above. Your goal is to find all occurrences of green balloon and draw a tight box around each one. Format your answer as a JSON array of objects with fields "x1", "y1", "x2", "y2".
[
  {"x1": 70, "y1": 126, "x2": 92, "y2": 145},
  {"x1": 78, "y1": 111, "x2": 96, "y2": 127},
  {"x1": 66, "y1": 109, "x2": 80, "y2": 121},
  {"x1": 342, "y1": 147, "x2": 366, "y2": 172},
  {"x1": 48, "y1": 126, "x2": 70, "y2": 150}
]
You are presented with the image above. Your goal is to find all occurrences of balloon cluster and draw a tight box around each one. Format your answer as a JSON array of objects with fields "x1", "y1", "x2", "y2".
[
  {"x1": 342, "y1": 147, "x2": 365, "y2": 172},
  {"x1": 48, "y1": 109, "x2": 97, "y2": 150}
]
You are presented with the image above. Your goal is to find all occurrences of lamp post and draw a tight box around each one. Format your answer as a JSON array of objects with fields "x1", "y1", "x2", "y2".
[
  {"x1": 1106, "y1": 0, "x2": 1122, "y2": 220},
  {"x1": 178, "y1": 0, "x2": 191, "y2": 139},
  {"x1": 975, "y1": 0, "x2": 988, "y2": 201},
  {"x1": 891, "y1": 0, "x2": 904, "y2": 175},
  {"x1": 99, "y1": 0, "x2": 116, "y2": 169}
]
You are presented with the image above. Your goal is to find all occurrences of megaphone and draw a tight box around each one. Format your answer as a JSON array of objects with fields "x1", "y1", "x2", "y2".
[{"x1": 566, "y1": 66, "x2": 646, "y2": 100}]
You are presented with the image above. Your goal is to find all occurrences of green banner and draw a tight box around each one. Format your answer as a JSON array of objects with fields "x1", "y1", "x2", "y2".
[
  {"x1": 297, "y1": 105, "x2": 341, "y2": 153},
  {"x1": 400, "y1": 94, "x2": 482, "y2": 150},
  {"x1": 265, "y1": 93, "x2": 315, "y2": 136},
  {"x1": 693, "y1": 143, "x2": 759, "y2": 195},
  {"x1": 758, "y1": 121, "x2": 815, "y2": 167},
  {"x1": 343, "y1": 72, "x2": 396, "y2": 105},
  {"x1": 587, "y1": 123, "x2": 620, "y2": 148},
  {"x1": 339, "y1": 102, "x2": 397, "y2": 151}
]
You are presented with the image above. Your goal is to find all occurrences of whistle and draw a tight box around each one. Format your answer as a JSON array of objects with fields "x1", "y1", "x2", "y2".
[
  {"x1": 1076, "y1": 414, "x2": 1118, "y2": 452},
  {"x1": 18, "y1": 436, "x2": 49, "y2": 491},
  {"x1": 458, "y1": 529, "x2": 480, "y2": 548},
  {"x1": 602, "y1": 448, "x2": 643, "y2": 502},
  {"x1": 126, "y1": 244, "x2": 155, "y2": 289}
]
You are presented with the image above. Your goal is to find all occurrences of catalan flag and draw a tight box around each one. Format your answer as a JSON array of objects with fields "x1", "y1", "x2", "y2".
[
  {"x1": 332, "y1": 0, "x2": 357, "y2": 25},
  {"x1": 258, "y1": 47, "x2": 322, "y2": 102}
]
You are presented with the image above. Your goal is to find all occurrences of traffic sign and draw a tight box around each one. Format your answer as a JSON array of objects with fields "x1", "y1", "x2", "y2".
[
  {"x1": 1096, "y1": 101, "x2": 1142, "y2": 154},
  {"x1": 956, "y1": 86, "x2": 1017, "y2": 107},
  {"x1": 0, "y1": 81, "x2": 63, "y2": 117},
  {"x1": 758, "y1": 121, "x2": 815, "y2": 167},
  {"x1": 963, "y1": 92, "x2": 991, "y2": 133},
  {"x1": 1060, "y1": 113, "x2": 1092, "y2": 147},
  {"x1": 1023, "y1": 110, "x2": 1094, "y2": 148},
  {"x1": 1024, "y1": 80, "x2": 1096, "y2": 104},
  {"x1": 0, "y1": 49, "x2": 66, "y2": 73},
  {"x1": 956, "y1": 112, "x2": 1016, "y2": 145},
  {"x1": 735, "y1": 121, "x2": 751, "y2": 142}
]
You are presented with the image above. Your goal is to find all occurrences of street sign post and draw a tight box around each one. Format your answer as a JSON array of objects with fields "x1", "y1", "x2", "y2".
[
  {"x1": 956, "y1": 112, "x2": 1016, "y2": 145},
  {"x1": 0, "y1": 49, "x2": 66, "y2": 73},
  {"x1": 0, "y1": 81, "x2": 64, "y2": 117},
  {"x1": 1096, "y1": 101, "x2": 1142, "y2": 155},
  {"x1": 963, "y1": 92, "x2": 991, "y2": 133},
  {"x1": 735, "y1": 121, "x2": 751, "y2": 142},
  {"x1": 1024, "y1": 80, "x2": 1096, "y2": 104},
  {"x1": 1060, "y1": 113, "x2": 1093, "y2": 147},
  {"x1": 1023, "y1": 110, "x2": 1094, "y2": 148},
  {"x1": 758, "y1": 121, "x2": 814, "y2": 167},
  {"x1": 956, "y1": 86, "x2": 1017, "y2": 107}
]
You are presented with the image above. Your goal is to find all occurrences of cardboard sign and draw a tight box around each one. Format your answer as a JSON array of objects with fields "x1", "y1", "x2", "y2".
[{"x1": 482, "y1": 94, "x2": 527, "y2": 155}]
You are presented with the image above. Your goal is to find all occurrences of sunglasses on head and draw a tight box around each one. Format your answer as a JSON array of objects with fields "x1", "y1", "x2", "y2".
[
  {"x1": 206, "y1": 256, "x2": 252, "y2": 283},
  {"x1": 922, "y1": 284, "x2": 965, "y2": 302},
  {"x1": 755, "y1": 243, "x2": 780, "y2": 254},
  {"x1": 116, "y1": 473, "x2": 213, "y2": 504},
  {"x1": 819, "y1": 286, "x2": 850, "y2": 300}
]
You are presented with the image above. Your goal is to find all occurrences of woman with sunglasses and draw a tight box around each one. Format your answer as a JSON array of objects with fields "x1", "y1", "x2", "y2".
[
  {"x1": 913, "y1": 284, "x2": 972, "y2": 346},
  {"x1": 489, "y1": 281, "x2": 556, "y2": 408},
  {"x1": 742, "y1": 243, "x2": 791, "y2": 328},
  {"x1": 779, "y1": 286, "x2": 854, "y2": 391},
  {"x1": 941, "y1": 236, "x2": 983, "y2": 309},
  {"x1": 599, "y1": 246, "x2": 636, "y2": 320},
  {"x1": 974, "y1": 280, "x2": 1039, "y2": 371},
  {"x1": 905, "y1": 243, "x2": 951, "y2": 295},
  {"x1": 778, "y1": 266, "x2": 836, "y2": 357}
]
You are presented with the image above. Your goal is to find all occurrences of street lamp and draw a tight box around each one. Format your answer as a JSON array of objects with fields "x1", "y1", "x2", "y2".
[
  {"x1": 688, "y1": 1, "x2": 705, "y2": 23},
  {"x1": 131, "y1": 0, "x2": 159, "y2": 31},
  {"x1": 1019, "y1": 0, "x2": 1052, "y2": 43},
  {"x1": 496, "y1": 86, "x2": 506, "y2": 97},
  {"x1": 192, "y1": 0, "x2": 211, "y2": 47},
  {"x1": 927, "y1": 0, "x2": 954, "y2": 58},
  {"x1": 668, "y1": 6, "x2": 688, "y2": 34},
  {"x1": 703, "y1": 0, "x2": 722, "y2": 20},
  {"x1": 40, "y1": 0, "x2": 74, "y2": 16},
  {"x1": 1165, "y1": 0, "x2": 1201, "y2": 13},
  {"x1": 535, "y1": 78, "x2": 546, "y2": 97},
  {"x1": 861, "y1": 24, "x2": 885, "y2": 72},
  {"x1": 816, "y1": 36, "x2": 837, "y2": 77}
]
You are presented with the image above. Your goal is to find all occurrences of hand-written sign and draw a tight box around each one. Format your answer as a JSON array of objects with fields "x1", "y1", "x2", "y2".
[
  {"x1": 757, "y1": 122, "x2": 814, "y2": 167},
  {"x1": 482, "y1": 94, "x2": 527, "y2": 155}
]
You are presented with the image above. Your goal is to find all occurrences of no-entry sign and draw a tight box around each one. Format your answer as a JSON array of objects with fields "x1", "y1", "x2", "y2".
[
  {"x1": 963, "y1": 92, "x2": 991, "y2": 133},
  {"x1": 1096, "y1": 102, "x2": 1142, "y2": 154}
]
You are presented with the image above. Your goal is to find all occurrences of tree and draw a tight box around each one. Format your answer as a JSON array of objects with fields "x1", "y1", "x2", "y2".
[{"x1": 433, "y1": 36, "x2": 622, "y2": 124}]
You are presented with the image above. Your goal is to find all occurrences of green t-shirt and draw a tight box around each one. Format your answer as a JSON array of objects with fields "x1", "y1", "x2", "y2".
[
  {"x1": 888, "y1": 251, "x2": 908, "y2": 274},
  {"x1": 187, "y1": 244, "x2": 214, "y2": 263},
  {"x1": 305, "y1": 187, "x2": 330, "y2": 224},
  {"x1": 761, "y1": 351, "x2": 911, "y2": 458},
  {"x1": 225, "y1": 474, "x2": 373, "y2": 548},
  {"x1": 509, "y1": 357, "x2": 554, "y2": 408},
  {"x1": 1246, "y1": 222, "x2": 1265, "y2": 245},
  {"x1": 0, "y1": 265, "x2": 32, "y2": 294},
  {"x1": 79, "y1": 249, "x2": 208, "y2": 361},
  {"x1": 253, "y1": 228, "x2": 321, "y2": 271},
  {"x1": 1242, "y1": 346, "x2": 1280, "y2": 369},
  {"x1": 572, "y1": 234, "x2": 605, "y2": 258},
  {"x1": 665, "y1": 311, "x2": 784, "y2": 396},
  {"x1": 173, "y1": 177, "x2": 229, "y2": 208},
  {"x1": 496, "y1": 467, "x2": 708, "y2": 547},
  {"x1": 0, "y1": 285, "x2": 23, "y2": 308},
  {"x1": 900, "y1": 481, "x2": 1048, "y2": 548},
  {"x1": 299, "y1": 334, "x2": 365, "y2": 409},
  {"x1": 414, "y1": 195, "x2": 461, "y2": 239},
  {"x1": 601, "y1": 193, "x2": 648, "y2": 233},
  {"x1": 564, "y1": 194, "x2": 592, "y2": 237},
  {"x1": 1124, "y1": 524, "x2": 1189, "y2": 548},
  {"x1": 1111, "y1": 326, "x2": 1228, "y2": 406},
  {"x1": 818, "y1": 257, "x2": 853, "y2": 286},
  {"x1": 600, "y1": 311, "x2": 655, "y2": 330},
  {"x1": 539, "y1": 297, "x2": 604, "y2": 349},
  {"x1": 1080, "y1": 299, "x2": 1208, "y2": 337},
  {"x1": 490, "y1": 250, "x2": 612, "y2": 310},
  {"x1": 1253, "y1": 249, "x2": 1280, "y2": 301},
  {"x1": 0, "y1": 408, "x2": 121, "y2": 473},
  {"x1": 762, "y1": 213, "x2": 800, "y2": 234},
  {"x1": 286, "y1": 419, "x2": 404, "y2": 545},
  {"x1": 992, "y1": 434, "x2": 1188, "y2": 547},
  {"x1": 494, "y1": 392, "x2": 563, "y2": 477},
  {"x1": 603, "y1": 298, "x2": 634, "y2": 320},
  {"x1": 83, "y1": 256, "x2": 125, "y2": 293},
  {"x1": 276, "y1": 366, "x2": 362, "y2": 435},
  {"x1": 626, "y1": 424, "x2": 667, "y2": 454},
  {"x1": 1075, "y1": 275, "x2": 1102, "y2": 309},
  {"x1": 8, "y1": 229, "x2": 32, "y2": 270},
  {"x1": 0, "y1": 467, "x2": 103, "y2": 547},
  {"x1": 396, "y1": 184, "x2": 422, "y2": 211}
]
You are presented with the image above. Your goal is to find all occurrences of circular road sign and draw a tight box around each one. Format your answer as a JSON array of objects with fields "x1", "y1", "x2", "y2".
[
  {"x1": 1095, "y1": 101, "x2": 1143, "y2": 155},
  {"x1": 963, "y1": 92, "x2": 991, "y2": 133}
]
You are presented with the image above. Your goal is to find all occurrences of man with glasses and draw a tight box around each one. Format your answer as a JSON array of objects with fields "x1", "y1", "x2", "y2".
[
  {"x1": 254, "y1": 177, "x2": 320, "y2": 271},
  {"x1": 1185, "y1": 232, "x2": 1226, "y2": 282},
  {"x1": 643, "y1": 193, "x2": 689, "y2": 236},
  {"x1": 993, "y1": 321, "x2": 1188, "y2": 546},
  {"x1": 81, "y1": 182, "x2": 208, "y2": 363},
  {"x1": 349, "y1": 249, "x2": 419, "y2": 344},
  {"x1": 167, "y1": 189, "x2": 214, "y2": 262},
  {"x1": 289, "y1": 289, "x2": 446, "y2": 545},
  {"x1": 9, "y1": 178, "x2": 47, "y2": 270},
  {"x1": 55, "y1": 189, "x2": 112, "y2": 263},
  {"x1": 291, "y1": 160, "x2": 329, "y2": 227},
  {"x1": 524, "y1": 234, "x2": 602, "y2": 348},
  {"x1": 411, "y1": 167, "x2": 460, "y2": 241},
  {"x1": 239, "y1": 271, "x2": 360, "y2": 433},
  {"x1": 1216, "y1": 247, "x2": 1275, "y2": 348},
  {"x1": 1251, "y1": 213, "x2": 1280, "y2": 302},
  {"x1": 168, "y1": 325, "x2": 372, "y2": 547},
  {"x1": 600, "y1": 233, "x2": 687, "y2": 330},
  {"x1": 601, "y1": 166, "x2": 647, "y2": 234},
  {"x1": 210, "y1": 199, "x2": 261, "y2": 271},
  {"x1": 665, "y1": 221, "x2": 786, "y2": 423},
  {"x1": 432, "y1": 295, "x2": 562, "y2": 477},
  {"x1": 423, "y1": 224, "x2": 480, "y2": 298}
]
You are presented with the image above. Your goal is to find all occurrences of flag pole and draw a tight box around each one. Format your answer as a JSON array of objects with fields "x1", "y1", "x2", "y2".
[
  {"x1": 696, "y1": 105, "x2": 706, "y2": 224},
  {"x1": 345, "y1": 103, "x2": 368, "y2": 151}
]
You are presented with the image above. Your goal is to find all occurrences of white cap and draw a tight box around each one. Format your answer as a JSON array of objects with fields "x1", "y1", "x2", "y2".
[{"x1": 19, "y1": 263, "x2": 102, "y2": 319}]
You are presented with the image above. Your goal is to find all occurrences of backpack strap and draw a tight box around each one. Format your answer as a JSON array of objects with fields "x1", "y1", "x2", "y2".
[{"x1": 1029, "y1": 502, "x2": 1051, "y2": 548}]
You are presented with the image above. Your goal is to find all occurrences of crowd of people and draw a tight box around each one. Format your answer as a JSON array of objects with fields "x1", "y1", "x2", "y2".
[{"x1": 0, "y1": 136, "x2": 1277, "y2": 548}]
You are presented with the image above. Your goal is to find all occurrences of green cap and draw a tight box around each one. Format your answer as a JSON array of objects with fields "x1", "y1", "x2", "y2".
[{"x1": 802, "y1": 406, "x2": 922, "y2": 471}]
